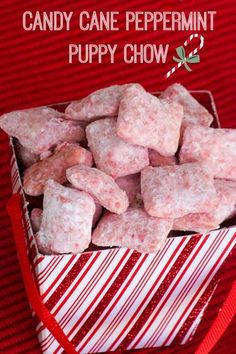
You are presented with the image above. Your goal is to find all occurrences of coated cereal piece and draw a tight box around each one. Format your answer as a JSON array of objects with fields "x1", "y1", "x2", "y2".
[
  {"x1": 149, "y1": 149, "x2": 177, "y2": 167},
  {"x1": 160, "y1": 83, "x2": 213, "y2": 127},
  {"x1": 86, "y1": 118, "x2": 149, "y2": 178},
  {"x1": 173, "y1": 179, "x2": 236, "y2": 233},
  {"x1": 214, "y1": 179, "x2": 236, "y2": 220},
  {"x1": 141, "y1": 163, "x2": 217, "y2": 218},
  {"x1": 15, "y1": 140, "x2": 39, "y2": 168},
  {"x1": 30, "y1": 208, "x2": 43, "y2": 233},
  {"x1": 65, "y1": 84, "x2": 137, "y2": 121},
  {"x1": 93, "y1": 201, "x2": 103, "y2": 227},
  {"x1": 115, "y1": 173, "x2": 142, "y2": 207},
  {"x1": 0, "y1": 107, "x2": 85, "y2": 155},
  {"x1": 66, "y1": 165, "x2": 129, "y2": 214},
  {"x1": 179, "y1": 125, "x2": 236, "y2": 180},
  {"x1": 63, "y1": 181, "x2": 103, "y2": 226},
  {"x1": 92, "y1": 208, "x2": 173, "y2": 253},
  {"x1": 173, "y1": 213, "x2": 219, "y2": 233},
  {"x1": 23, "y1": 143, "x2": 93, "y2": 196},
  {"x1": 36, "y1": 180, "x2": 95, "y2": 254},
  {"x1": 117, "y1": 84, "x2": 183, "y2": 156}
]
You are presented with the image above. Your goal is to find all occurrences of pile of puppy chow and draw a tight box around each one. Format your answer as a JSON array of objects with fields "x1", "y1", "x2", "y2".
[{"x1": 1, "y1": 83, "x2": 236, "y2": 254}]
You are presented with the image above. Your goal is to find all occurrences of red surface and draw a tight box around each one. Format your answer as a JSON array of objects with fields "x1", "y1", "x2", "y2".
[{"x1": 0, "y1": 0, "x2": 236, "y2": 352}]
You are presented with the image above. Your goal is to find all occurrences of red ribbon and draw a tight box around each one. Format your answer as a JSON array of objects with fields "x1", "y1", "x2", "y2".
[
  {"x1": 195, "y1": 280, "x2": 236, "y2": 354},
  {"x1": 7, "y1": 193, "x2": 77, "y2": 354}
]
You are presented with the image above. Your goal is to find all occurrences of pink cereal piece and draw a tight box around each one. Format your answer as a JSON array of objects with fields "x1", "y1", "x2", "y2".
[
  {"x1": 65, "y1": 84, "x2": 136, "y2": 122},
  {"x1": 115, "y1": 173, "x2": 142, "y2": 207},
  {"x1": 173, "y1": 179, "x2": 236, "y2": 233},
  {"x1": 92, "y1": 208, "x2": 173, "y2": 253},
  {"x1": 66, "y1": 165, "x2": 129, "y2": 214},
  {"x1": 36, "y1": 180, "x2": 95, "y2": 254},
  {"x1": 117, "y1": 84, "x2": 183, "y2": 156},
  {"x1": 86, "y1": 118, "x2": 149, "y2": 178},
  {"x1": 30, "y1": 208, "x2": 43, "y2": 233},
  {"x1": 173, "y1": 213, "x2": 219, "y2": 233},
  {"x1": 179, "y1": 125, "x2": 236, "y2": 180},
  {"x1": 63, "y1": 181, "x2": 103, "y2": 226},
  {"x1": 149, "y1": 149, "x2": 177, "y2": 167},
  {"x1": 141, "y1": 163, "x2": 217, "y2": 218},
  {"x1": 0, "y1": 107, "x2": 85, "y2": 155},
  {"x1": 212, "y1": 179, "x2": 236, "y2": 223},
  {"x1": 160, "y1": 83, "x2": 213, "y2": 128},
  {"x1": 15, "y1": 140, "x2": 39, "y2": 168},
  {"x1": 23, "y1": 143, "x2": 93, "y2": 196}
]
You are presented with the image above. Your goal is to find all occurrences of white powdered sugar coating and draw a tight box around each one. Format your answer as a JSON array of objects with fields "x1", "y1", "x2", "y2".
[
  {"x1": 180, "y1": 125, "x2": 236, "y2": 180},
  {"x1": 23, "y1": 143, "x2": 93, "y2": 196},
  {"x1": 173, "y1": 179, "x2": 236, "y2": 232},
  {"x1": 63, "y1": 181, "x2": 103, "y2": 227},
  {"x1": 65, "y1": 84, "x2": 137, "y2": 121},
  {"x1": 160, "y1": 83, "x2": 213, "y2": 128},
  {"x1": 36, "y1": 180, "x2": 95, "y2": 254},
  {"x1": 141, "y1": 163, "x2": 217, "y2": 218},
  {"x1": 117, "y1": 84, "x2": 183, "y2": 156},
  {"x1": 66, "y1": 165, "x2": 129, "y2": 214},
  {"x1": 86, "y1": 117, "x2": 149, "y2": 178},
  {"x1": 0, "y1": 107, "x2": 85, "y2": 155},
  {"x1": 92, "y1": 208, "x2": 173, "y2": 253},
  {"x1": 213, "y1": 179, "x2": 236, "y2": 221}
]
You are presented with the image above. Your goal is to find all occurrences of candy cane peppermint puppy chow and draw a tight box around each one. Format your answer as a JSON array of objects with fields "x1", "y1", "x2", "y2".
[
  {"x1": 86, "y1": 118, "x2": 149, "y2": 178},
  {"x1": 179, "y1": 125, "x2": 236, "y2": 180},
  {"x1": 160, "y1": 83, "x2": 213, "y2": 128},
  {"x1": 66, "y1": 165, "x2": 129, "y2": 214},
  {"x1": 141, "y1": 163, "x2": 217, "y2": 219},
  {"x1": 65, "y1": 83, "x2": 138, "y2": 122},
  {"x1": 213, "y1": 179, "x2": 236, "y2": 222},
  {"x1": 63, "y1": 181, "x2": 103, "y2": 226},
  {"x1": 23, "y1": 143, "x2": 93, "y2": 196},
  {"x1": 173, "y1": 213, "x2": 219, "y2": 234},
  {"x1": 117, "y1": 84, "x2": 183, "y2": 156},
  {"x1": 92, "y1": 208, "x2": 173, "y2": 253},
  {"x1": 36, "y1": 180, "x2": 95, "y2": 254},
  {"x1": 173, "y1": 179, "x2": 236, "y2": 233},
  {"x1": 0, "y1": 107, "x2": 85, "y2": 155}
]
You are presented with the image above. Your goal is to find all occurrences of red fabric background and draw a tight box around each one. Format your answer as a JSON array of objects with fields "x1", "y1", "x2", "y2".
[{"x1": 0, "y1": 0, "x2": 235, "y2": 352}]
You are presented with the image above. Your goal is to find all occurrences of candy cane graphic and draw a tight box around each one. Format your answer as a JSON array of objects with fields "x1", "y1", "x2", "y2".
[
  {"x1": 166, "y1": 34, "x2": 204, "y2": 78},
  {"x1": 184, "y1": 33, "x2": 204, "y2": 57}
]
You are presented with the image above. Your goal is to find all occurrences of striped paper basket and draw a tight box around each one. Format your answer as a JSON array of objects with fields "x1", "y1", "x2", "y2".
[{"x1": 6, "y1": 92, "x2": 236, "y2": 354}]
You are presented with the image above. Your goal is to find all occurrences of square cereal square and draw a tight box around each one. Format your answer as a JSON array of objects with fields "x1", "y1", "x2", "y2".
[
  {"x1": 117, "y1": 84, "x2": 183, "y2": 156},
  {"x1": 86, "y1": 117, "x2": 149, "y2": 178},
  {"x1": 160, "y1": 83, "x2": 213, "y2": 128},
  {"x1": 92, "y1": 208, "x2": 173, "y2": 253},
  {"x1": 141, "y1": 163, "x2": 217, "y2": 218},
  {"x1": 180, "y1": 125, "x2": 236, "y2": 180}
]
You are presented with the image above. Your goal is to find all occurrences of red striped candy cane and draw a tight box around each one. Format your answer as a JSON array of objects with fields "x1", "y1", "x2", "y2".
[
  {"x1": 184, "y1": 33, "x2": 204, "y2": 57},
  {"x1": 166, "y1": 33, "x2": 204, "y2": 78}
]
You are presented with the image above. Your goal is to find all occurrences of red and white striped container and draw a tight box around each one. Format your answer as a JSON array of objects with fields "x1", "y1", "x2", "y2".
[{"x1": 8, "y1": 92, "x2": 236, "y2": 353}]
